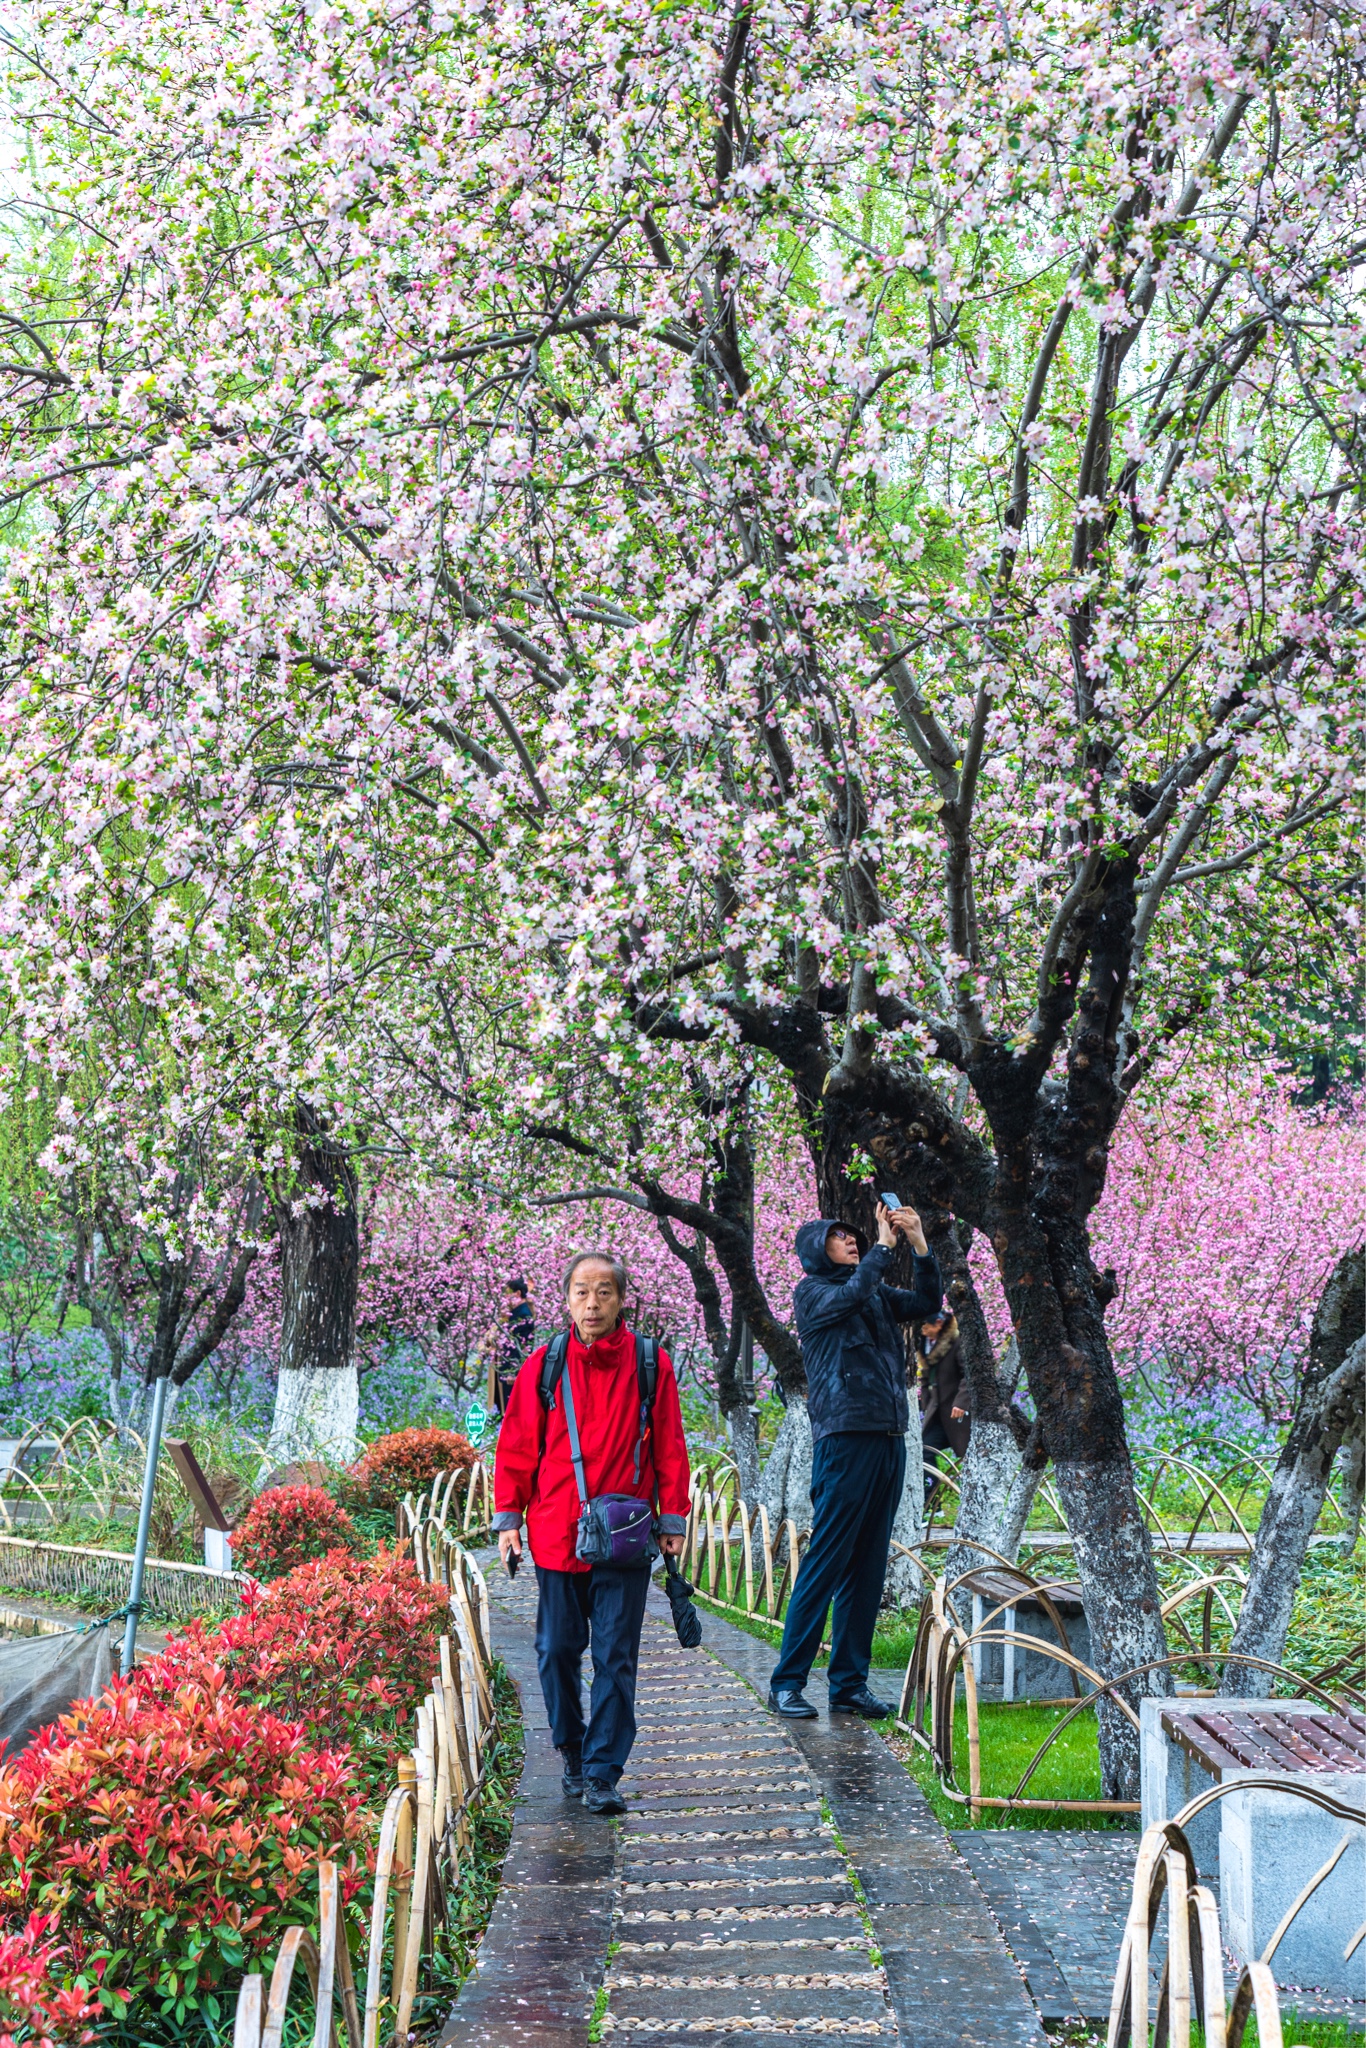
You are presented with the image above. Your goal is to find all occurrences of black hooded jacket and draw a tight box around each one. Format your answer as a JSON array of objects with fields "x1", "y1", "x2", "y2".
[{"x1": 793, "y1": 1221, "x2": 943, "y2": 1444}]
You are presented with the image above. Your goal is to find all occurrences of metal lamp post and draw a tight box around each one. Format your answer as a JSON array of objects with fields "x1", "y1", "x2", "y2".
[{"x1": 121, "y1": 1372, "x2": 171, "y2": 1676}]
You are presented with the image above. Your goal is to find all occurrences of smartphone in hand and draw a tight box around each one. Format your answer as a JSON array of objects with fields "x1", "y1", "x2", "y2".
[
  {"x1": 879, "y1": 1191, "x2": 901, "y2": 1211},
  {"x1": 505, "y1": 1548, "x2": 519, "y2": 1579}
]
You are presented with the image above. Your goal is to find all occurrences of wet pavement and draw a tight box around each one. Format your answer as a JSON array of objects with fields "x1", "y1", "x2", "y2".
[{"x1": 442, "y1": 1558, "x2": 1045, "y2": 2046}]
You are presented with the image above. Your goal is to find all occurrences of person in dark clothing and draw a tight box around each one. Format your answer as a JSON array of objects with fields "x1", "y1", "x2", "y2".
[
  {"x1": 491, "y1": 1277, "x2": 537, "y2": 1415},
  {"x1": 917, "y1": 1313, "x2": 969, "y2": 1509},
  {"x1": 768, "y1": 1202, "x2": 942, "y2": 1721}
]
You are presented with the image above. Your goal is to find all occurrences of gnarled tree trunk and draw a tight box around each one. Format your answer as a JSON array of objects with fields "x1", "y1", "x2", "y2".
[
  {"x1": 1340, "y1": 1433, "x2": 1364, "y2": 1555},
  {"x1": 817, "y1": 1032, "x2": 1167, "y2": 1797},
  {"x1": 266, "y1": 1105, "x2": 360, "y2": 1468},
  {"x1": 1227, "y1": 1247, "x2": 1366, "y2": 1691},
  {"x1": 885, "y1": 1435, "x2": 927, "y2": 1606}
]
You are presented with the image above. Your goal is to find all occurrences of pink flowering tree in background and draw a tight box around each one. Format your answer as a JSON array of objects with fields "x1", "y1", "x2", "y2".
[
  {"x1": 0, "y1": 0, "x2": 1361, "y2": 1791},
  {"x1": 1095, "y1": 1076, "x2": 1365, "y2": 1426},
  {"x1": 214, "y1": 1176, "x2": 716, "y2": 1419},
  {"x1": 969, "y1": 1067, "x2": 1365, "y2": 1424}
]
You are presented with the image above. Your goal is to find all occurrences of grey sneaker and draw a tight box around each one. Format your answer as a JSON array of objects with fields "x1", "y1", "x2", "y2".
[{"x1": 560, "y1": 1747, "x2": 584, "y2": 1797}]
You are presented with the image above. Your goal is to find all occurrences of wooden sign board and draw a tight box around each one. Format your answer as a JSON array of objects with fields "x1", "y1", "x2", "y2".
[{"x1": 165, "y1": 1438, "x2": 233, "y2": 1531}]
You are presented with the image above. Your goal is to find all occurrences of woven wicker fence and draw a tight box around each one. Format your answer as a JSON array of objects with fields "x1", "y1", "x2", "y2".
[{"x1": 0, "y1": 1534, "x2": 240, "y2": 1623}]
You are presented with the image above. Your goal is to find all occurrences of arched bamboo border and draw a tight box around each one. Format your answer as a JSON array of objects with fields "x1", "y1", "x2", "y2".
[{"x1": 1106, "y1": 1780, "x2": 1364, "y2": 2048}]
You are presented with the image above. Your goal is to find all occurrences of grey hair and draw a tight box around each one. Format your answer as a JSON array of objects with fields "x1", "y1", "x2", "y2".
[{"x1": 563, "y1": 1250, "x2": 628, "y2": 1301}]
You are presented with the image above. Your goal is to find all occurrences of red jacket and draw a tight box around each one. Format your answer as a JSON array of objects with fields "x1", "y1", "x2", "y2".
[{"x1": 492, "y1": 1321, "x2": 691, "y2": 1573}]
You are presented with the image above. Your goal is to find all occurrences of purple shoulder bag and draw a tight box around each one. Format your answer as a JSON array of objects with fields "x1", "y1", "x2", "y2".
[{"x1": 559, "y1": 1362, "x2": 656, "y2": 1568}]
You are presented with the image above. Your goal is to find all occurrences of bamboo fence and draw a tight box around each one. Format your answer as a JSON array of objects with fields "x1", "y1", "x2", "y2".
[
  {"x1": 680, "y1": 1464, "x2": 1362, "y2": 1818},
  {"x1": 898, "y1": 1560, "x2": 1366, "y2": 1819},
  {"x1": 0, "y1": 1532, "x2": 240, "y2": 1622},
  {"x1": 682, "y1": 1473, "x2": 811, "y2": 1623},
  {"x1": 1106, "y1": 1783, "x2": 1365, "y2": 2048},
  {"x1": 0, "y1": 1452, "x2": 494, "y2": 1628},
  {"x1": 234, "y1": 1486, "x2": 500, "y2": 2048}
]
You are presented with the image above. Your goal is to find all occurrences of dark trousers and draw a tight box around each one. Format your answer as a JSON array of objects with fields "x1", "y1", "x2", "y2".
[
  {"x1": 534, "y1": 1562, "x2": 650, "y2": 1784},
  {"x1": 770, "y1": 1431, "x2": 906, "y2": 1702}
]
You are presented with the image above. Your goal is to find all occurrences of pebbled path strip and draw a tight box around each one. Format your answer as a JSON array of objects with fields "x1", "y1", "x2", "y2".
[{"x1": 672, "y1": 1595, "x2": 1045, "y2": 2048}]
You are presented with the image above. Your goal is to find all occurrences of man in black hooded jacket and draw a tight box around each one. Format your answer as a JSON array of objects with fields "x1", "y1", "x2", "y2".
[{"x1": 768, "y1": 1201, "x2": 942, "y2": 1720}]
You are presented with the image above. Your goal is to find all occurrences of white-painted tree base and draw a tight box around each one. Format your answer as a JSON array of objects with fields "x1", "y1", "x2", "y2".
[
  {"x1": 886, "y1": 1431, "x2": 926, "y2": 1607},
  {"x1": 265, "y1": 1364, "x2": 359, "y2": 1469},
  {"x1": 943, "y1": 1419, "x2": 1042, "y2": 1601},
  {"x1": 760, "y1": 1397, "x2": 813, "y2": 1533},
  {"x1": 725, "y1": 1403, "x2": 762, "y2": 1503}
]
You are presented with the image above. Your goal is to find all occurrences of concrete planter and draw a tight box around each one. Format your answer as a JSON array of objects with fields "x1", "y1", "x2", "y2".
[{"x1": 1140, "y1": 1694, "x2": 1366, "y2": 1997}]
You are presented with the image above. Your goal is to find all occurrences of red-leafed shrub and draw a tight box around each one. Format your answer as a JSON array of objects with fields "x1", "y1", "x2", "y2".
[
  {"x1": 231, "y1": 1483, "x2": 358, "y2": 1580},
  {"x1": 145, "y1": 1549, "x2": 448, "y2": 1791},
  {"x1": 0, "y1": 1914, "x2": 98, "y2": 2048},
  {"x1": 0, "y1": 1678, "x2": 368, "y2": 2025},
  {"x1": 348, "y1": 1427, "x2": 476, "y2": 1508}
]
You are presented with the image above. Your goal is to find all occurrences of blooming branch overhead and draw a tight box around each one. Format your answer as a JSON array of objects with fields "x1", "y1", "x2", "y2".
[{"x1": 0, "y1": 0, "x2": 1355, "y2": 1170}]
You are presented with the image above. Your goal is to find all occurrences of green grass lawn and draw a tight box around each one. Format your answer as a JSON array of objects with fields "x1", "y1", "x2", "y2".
[
  {"x1": 691, "y1": 1589, "x2": 1130, "y2": 1834},
  {"x1": 890, "y1": 1698, "x2": 1139, "y2": 1832}
]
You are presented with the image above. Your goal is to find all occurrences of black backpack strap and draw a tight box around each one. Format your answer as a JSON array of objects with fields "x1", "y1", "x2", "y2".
[
  {"x1": 633, "y1": 1334, "x2": 660, "y2": 1490},
  {"x1": 538, "y1": 1330, "x2": 570, "y2": 1409}
]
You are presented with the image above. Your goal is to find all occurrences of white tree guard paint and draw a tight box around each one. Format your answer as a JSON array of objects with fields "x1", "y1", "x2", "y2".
[
  {"x1": 941, "y1": 1419, "x2": 1043, "y2": 1610},
  {"x1": 266, "y1": 1362, "x2": 360, "y2": 1468},
  {"x1": 885, "y1": 1430, "x2": 927, "y2": 1607},
  {"x1": 760, "y1": 1396, "x2": 813, "y2": 1535},
  {"x1": 726, "y1": 1402, "x2": 762, "y2": 1504}
]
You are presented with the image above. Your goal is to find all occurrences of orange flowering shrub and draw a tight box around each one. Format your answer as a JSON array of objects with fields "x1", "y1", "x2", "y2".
[
  {"x1": 0, "y1": 1677, "x2": 367, "y2": 2026},
  {"x1": 0, "y1": 1914, "x2": 98, "y2": 2048},
  {"x1": 146, "y1": 1549, "x2": 449, "y2": 1790},
  {"x1": 230, "y1": 1483, "x2": 358, "y2": 1580},
  {"x1": 348, "y1": 1427, "x2": 475, "y2": 1508}
]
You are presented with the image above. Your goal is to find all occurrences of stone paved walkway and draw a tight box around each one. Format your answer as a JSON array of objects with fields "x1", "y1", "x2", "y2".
[
  {"x1": 444, "y1": 1559, "x2": 1046, "y2": 2046},
  {"x1": 956, "y1": 1829, "x2": 1366, "y2": 2032}
]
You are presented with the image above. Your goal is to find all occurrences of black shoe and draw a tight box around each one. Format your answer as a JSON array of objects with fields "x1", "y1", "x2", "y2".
[
  {"x1": 583, "y1": 1777, "x2": 626, "y2": 1816},
  {"x1": 830, "y1": 1686, "x2": 894, "y2": 1719},
  {"x1": 559, "y1": 1747, "x2": 584, "y2": 1797},
  {"x1": 767, "y1": 1686, "x2": 818, "y2": 1719}
]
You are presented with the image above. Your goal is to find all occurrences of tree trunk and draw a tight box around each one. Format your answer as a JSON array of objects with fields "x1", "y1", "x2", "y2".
[
  {"x1": 1009, "y1": 1226, "x2": 1167, "y2": 1798},
  {"x1": 927, "y1": 1243, "x2": 1043, "y2": 1604},
  {"x1": 1227, "y1": 1248, "x2": 1366, "y2": 1691},
  {"x1": 652, "y1": 1208, "x2": 763, "y2": 1496},
  {"x1": 266, "y1": 1105, "x2": 360, "y2": 1468},
  {"x1": 761, "y1": 1395, "x2": 813, "y2": 1535},
  {"x1": 885, "y1": 1432, "x2": 926, "y2": 1606},
  {"x1": 945, "y1": 1418, "x2": 1044, "y2": 1585},
  {"x1": 1340, "y1": 1434, "x2": 1364, "y2": 1555},
  {"x1": 727, "y1": 1400, "x2": 761, "y2": 1502}
]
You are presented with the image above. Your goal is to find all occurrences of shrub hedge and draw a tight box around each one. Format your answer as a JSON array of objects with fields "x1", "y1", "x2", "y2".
[
  {"x1": 0, "y1": 1913, "x2": 98, "y2": 2048},
  {"x1": 347, "y1": 1427, "x2": 476, "y2": 1510},
  {"x1": 229, "y1": 1484, "x2": 359, "y2": 1580},
  {"x1": 0, "y1": 1548, "x2": 449, "y2": 2029}
]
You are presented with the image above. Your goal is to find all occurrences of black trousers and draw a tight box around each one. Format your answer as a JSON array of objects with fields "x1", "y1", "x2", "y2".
[
  {"x1": 534, "y1": 1562, "x2": 650, "y2": 1784},
  {"x1": 770, "y1": 1431, "x2": 906, "y2": 1701}
]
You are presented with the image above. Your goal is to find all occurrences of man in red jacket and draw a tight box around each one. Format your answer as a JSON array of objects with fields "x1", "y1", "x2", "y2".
[{"x1": 495, "y1": 1252, "x2": 691, "y2": 1815}]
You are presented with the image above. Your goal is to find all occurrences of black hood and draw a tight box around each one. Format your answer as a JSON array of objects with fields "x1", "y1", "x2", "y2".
[{"x1": 795, "y1": 1218, "x2": 862, "y2": 1281}]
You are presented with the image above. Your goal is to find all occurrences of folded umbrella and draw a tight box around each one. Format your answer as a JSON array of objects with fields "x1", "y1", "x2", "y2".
[{"x1": 663, "y1": 1550, "x2": 703, "y2": 1649}]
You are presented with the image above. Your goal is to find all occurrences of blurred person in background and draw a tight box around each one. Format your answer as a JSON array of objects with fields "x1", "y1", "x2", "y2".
[{"x1": 917, "y1": 1311, "x2": 969, "y2": 1512}]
